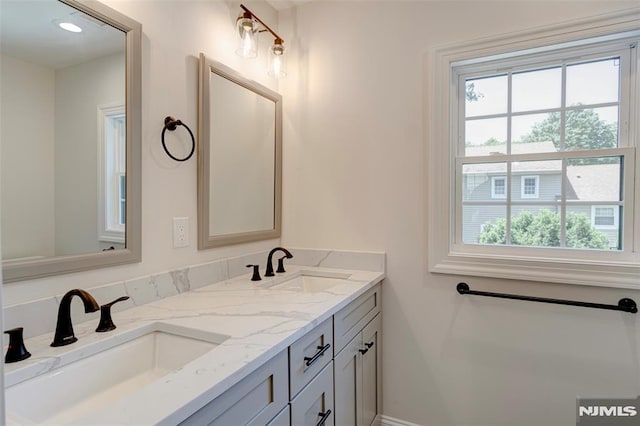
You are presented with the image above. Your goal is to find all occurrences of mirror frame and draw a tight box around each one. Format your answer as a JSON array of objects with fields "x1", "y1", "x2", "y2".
[
  {"x1": 2, "y1": 0, "x2": 142, "y2": 283},
  {"x1": 197, "y1": 54, "x2": 282, "y2": 249}
]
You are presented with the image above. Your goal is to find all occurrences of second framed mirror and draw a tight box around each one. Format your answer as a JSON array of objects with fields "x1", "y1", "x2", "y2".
[{"x1": 197, "y1": 54, "x2": 282, "y2": 248}]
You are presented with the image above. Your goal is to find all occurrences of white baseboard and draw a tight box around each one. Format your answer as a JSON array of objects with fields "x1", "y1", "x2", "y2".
[{"x1": 376, "y1": 414, "x2": 423, "y2": 426}]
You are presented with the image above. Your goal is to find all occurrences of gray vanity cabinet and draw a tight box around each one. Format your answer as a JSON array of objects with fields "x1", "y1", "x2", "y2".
[
  {"x1": 181, "y1": 282, "x2": 382, "y2": 426},
  {"x1": 289, "y1": 317, "x2": 333, "y2": 398},
  {"x1": 333, "y1": 284, "x2": 382, "y2": 426},
  {"x1": 334, "y1": 313, "x2": 381, "y2": 426},
  {"x1": 334, "y1": 284, "x2": 381, "y2": 354},
  {"x1": 267, "y1": 406, "x2": 291, "y2": 426},
  {"x1": 180, "y1": 350, "x2": 288, "y2": 426},
  {"x1": 334, "y1": 333, "x2": 362, "y2": 425},
  {"x1": 290, "y1": 361, "x2": 335, "y2": 425},
  {"x1": 361, "y1": 313, "x2": 382, "y2": 426}
]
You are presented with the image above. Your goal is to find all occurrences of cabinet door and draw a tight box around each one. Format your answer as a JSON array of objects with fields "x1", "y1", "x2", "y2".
[
  {"x1": 333, "y1": 333, "x2": 362, "y2": 426},
  {"x1": 361, "y1": 313, "x2": 381, "y2": 426}
]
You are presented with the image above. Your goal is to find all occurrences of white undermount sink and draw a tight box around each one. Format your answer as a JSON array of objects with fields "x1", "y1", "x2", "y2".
[
  {"x1": 267, "y1": 271, "x2": 352, "y2": 293},
  {"x1": 6, "y1": 322, "x2": 228, "y2": 425}
]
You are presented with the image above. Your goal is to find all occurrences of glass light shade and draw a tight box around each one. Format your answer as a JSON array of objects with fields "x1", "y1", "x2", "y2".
[
  {"x1": 268, "y1": 40, "x2": 286, "y2": 78},
  {"x1": 236, "y1": 15, "x2": 258, "y2": 58}
]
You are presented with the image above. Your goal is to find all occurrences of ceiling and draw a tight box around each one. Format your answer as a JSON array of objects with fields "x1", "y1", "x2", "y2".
[
  {"x1": 0, "y1": 0, "x2": 124, "y2": 69},
  {"x1": 265, "y1": 0, "x2": 314, "y2": 11}
]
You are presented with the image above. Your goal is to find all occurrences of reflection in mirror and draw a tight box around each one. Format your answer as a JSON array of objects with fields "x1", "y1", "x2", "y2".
[
  {"x1": 0, "y1": 0, "x2": 141, "y2": 282},
  {"x1": 198, "y1": 54, "x2": 282, "y2": 248}
]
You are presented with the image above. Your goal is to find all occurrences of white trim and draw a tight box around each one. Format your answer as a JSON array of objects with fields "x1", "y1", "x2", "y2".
[
  {"x1": 520, "y1": 175, "x2": 539, "y2": 199},
  {"x1": 97, "y1": 103, "x2": 126, "y2": 244},
  {"x1": 377, "y1": 414, "x2": 423, "y2": 426},
  {"x1": 427, "y1": 9, "x2": 640, "y2": 288}
]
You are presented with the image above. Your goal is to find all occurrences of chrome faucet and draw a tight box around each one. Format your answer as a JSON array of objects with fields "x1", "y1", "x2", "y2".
[
  {"x1": 265, "y1": 247, "x2": 293, "y2": 277},
  {"x1": 51, "y1": 289, "x2": 100, "y2": 347}
]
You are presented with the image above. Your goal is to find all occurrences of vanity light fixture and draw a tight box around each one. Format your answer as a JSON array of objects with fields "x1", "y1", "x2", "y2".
[
  {"x1": 236, "y1": 4, "x2": 286, "y2": 78},
  {"x1": 268, "y1": 38, "x2": 286, "y2": 78}
]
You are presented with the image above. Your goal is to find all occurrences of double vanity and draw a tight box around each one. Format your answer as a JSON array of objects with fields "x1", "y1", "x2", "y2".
[
  {"x1": 4, "y1": 260, "x2": 383, "y2": 425},
  {"x1": 2, "y1": 2, "x2": 382, "y2": 425}
]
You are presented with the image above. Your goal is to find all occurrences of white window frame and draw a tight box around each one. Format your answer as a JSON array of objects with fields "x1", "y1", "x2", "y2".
[
  {"x1": 117, "y1": 172, "x2": 126, "y2": 226},
  {"x1": 491, "y1": 176, "x2": 507, "y2": 199},
  {"x1": 427, "y1": 10, "x2": 640, "y2": 288},
  {"x1": 591, "y1": 205, "x2": 619, "y2": 230},
  {"x1": 520, "y1": 176, "x2": 539, "y2": 199},
  {"x1": 98, "y1": 103, "x2": 126, "y2": 244}
]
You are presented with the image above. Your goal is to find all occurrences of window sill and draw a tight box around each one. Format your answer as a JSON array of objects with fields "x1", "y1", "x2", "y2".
[
  {"x1": 430, "y1": 252, "x2": 640, "y2": 289},
  {"x1": 99, "y1": 233, "x2": 125, "y2": 244}
]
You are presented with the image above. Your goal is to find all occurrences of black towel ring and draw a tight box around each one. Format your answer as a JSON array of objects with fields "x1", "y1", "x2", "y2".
[{"x1": 161, "y1": 116, "x2": 195, "y2": 162}]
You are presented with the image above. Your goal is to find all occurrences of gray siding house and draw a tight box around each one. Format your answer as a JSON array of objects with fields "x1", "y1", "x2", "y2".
[{"x1": 462, "y1": 142, "x2": 620, "y2": 248}]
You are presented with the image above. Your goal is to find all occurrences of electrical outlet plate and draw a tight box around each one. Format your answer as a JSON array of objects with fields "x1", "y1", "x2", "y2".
[{"x1": 173, "y1": 217, "x2": 189, "y2": 248}]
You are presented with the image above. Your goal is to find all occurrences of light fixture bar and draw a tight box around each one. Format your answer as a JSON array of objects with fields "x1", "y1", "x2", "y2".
[{"x1": 240, "y1": 4, "x2": 284, "y2": 44}]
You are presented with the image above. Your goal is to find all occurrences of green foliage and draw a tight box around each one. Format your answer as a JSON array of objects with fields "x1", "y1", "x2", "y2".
[
  {"x1": 521, "y1": 108, "x2": 617, "y2": 151},
  {"x1": 483, "y1": 137, "x2": 503, "y2": 146},
  {"x1": 479, "y1": 209, "x2": 609, "y2": 249},
  {"x1": 465, "y1": 82, "x2": 484, "y2": 102}
]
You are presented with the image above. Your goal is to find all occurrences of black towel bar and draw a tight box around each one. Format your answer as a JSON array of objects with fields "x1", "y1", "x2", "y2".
[{"x1": 457, "y1": 283, "x2": 637, "y2": 314}]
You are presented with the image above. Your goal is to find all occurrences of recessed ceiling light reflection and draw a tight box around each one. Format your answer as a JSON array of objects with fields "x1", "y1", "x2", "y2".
[{"x1": 58, "y1": 22, "x2": 82, "y2": 33}]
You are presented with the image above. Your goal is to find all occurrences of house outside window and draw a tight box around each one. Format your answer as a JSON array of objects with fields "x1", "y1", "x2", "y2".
[
  {"x1": 491, "y1": 176, "x2": 506, "y2": 199},
  {"x1": 428, "y1": 11, "x2": 640, "y2": 287},
  {"x1": 520, "y1": 176, "x2": 539, "y2": 199},
  {"x1": 592, "y1": 205, "x2": 618, "y2": 229}
]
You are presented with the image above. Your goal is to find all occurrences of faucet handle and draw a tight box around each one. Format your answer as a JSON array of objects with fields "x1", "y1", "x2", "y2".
[
  {"x1": 95, "y1": 296, "x2": 130, "y2": 333},
  {"x1": 4, "y1": 327, "x2": 31, "y2": 363},
  {"x1": 276, "y1": 255, "x2": 289, "y2": 273},
  {"x1": 246, "y1": 265, "x2": 262, "y2": 281}
]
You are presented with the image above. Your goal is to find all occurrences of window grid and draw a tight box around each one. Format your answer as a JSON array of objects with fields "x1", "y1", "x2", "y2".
[
  {"x1": 457, "y1": 46, "x2": 632, "y2": 251},
  {"x1": 429, "y1": 17, "x2": 640, "y2": 287},
  {"x1": 491, "y1": 176, "x2": 506, "y2": 199},
  {"x1": 592, "y1": 205, "x2": 619, "y2": 229},
  {"x1": 521, "y1": 176, "x2": 539, "y2": 198}
]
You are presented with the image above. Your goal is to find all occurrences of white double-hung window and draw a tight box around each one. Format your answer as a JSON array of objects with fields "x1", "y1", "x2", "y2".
[{"x1": 428, "y1": 11, "x2": 640, "y2": 287}]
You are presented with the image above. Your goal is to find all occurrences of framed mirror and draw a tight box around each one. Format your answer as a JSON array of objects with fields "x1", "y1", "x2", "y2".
[
  {"x1": 0, "y1": 0, "x2": 141, "y2": 283},
  {"x1": 198, "y1": 54, "x2": 282, "y2": 248}
]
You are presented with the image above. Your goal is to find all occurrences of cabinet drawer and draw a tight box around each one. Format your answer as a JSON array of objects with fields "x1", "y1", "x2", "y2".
[
  {"x1": 334, "y1": 283, "x2": 381, "y2": 354},
  {"x1": 180, "y1": 350, "x2": 288, "y2": 426},
  {"x1": 267, "y1": 405, "x2": 290, "y2": 426},
  {"x1": 289, "y1": 317, "x2": 333, "y2": 398},
  {"x1": 290, "y1": 361, "x2": 334, "y2": 426}
]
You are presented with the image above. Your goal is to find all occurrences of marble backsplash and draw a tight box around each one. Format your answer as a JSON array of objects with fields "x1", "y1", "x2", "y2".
[{"x1": 3, "y1": 248, "x2": 385, "y2": 340}]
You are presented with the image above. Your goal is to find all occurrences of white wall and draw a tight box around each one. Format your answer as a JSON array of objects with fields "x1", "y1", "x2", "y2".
[
  {"x1": 2, "y1": 0, "x2": 282, "y2": 306},
  {"x1": 279, "y1": 2, "x2": 640, "y2": 425},
  {"x1": 54, "y1": 53, "x2": 125, "y2": 256},
  {"x1": 0, "y1": 55, "x2": 55, "y2": 260}
]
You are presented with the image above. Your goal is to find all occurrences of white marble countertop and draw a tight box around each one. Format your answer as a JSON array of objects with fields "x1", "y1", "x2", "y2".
[{"x1": 4, "y1": 265, "x2": 384, "y2": 425}]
